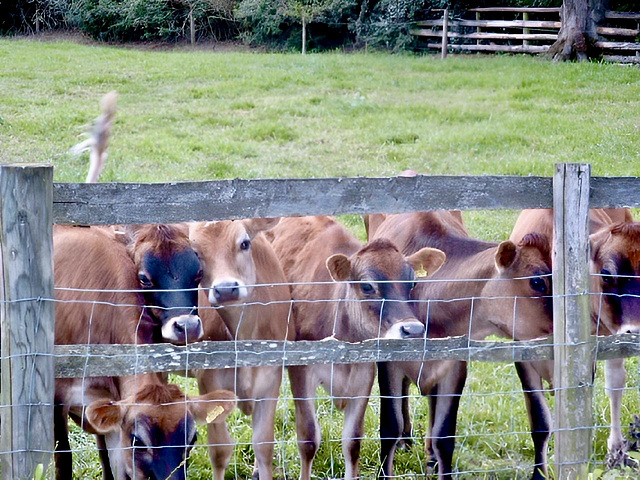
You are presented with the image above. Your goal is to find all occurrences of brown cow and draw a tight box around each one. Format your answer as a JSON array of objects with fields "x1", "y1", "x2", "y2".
[
  {"x1": 510, "y1": 208, "x2": 640, "y2": 460},
  {"x1": 268, "y1": 215, "x2": 446, "y2": 480},
  {"x1": 189, "y1": 218, "x2": 293, "y2": 480},
  {"x1": 53, "y1": 225, "x2": 236, "y2": 480},
  {"x1": 367, "y1": 211, "x2": 554, "y2": 479}
]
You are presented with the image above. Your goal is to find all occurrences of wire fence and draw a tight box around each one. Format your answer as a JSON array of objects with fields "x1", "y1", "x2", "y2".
[
  {"x1": 2, "y1": 278, "x2": 640, "y2": 479},
  {"x1": 2, "y1": 163, "x2": 640, "y2": 479}
]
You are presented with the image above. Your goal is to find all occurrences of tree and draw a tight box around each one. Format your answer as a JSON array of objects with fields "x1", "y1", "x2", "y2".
[
  {"x1": 547, "y1": 0, "x2": 609, "y2": 61},
  {"x1": 282, "y1": 0, "x2": 335, "y2": 54}
]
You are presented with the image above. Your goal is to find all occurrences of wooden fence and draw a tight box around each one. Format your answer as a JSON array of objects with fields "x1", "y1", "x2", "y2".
[
  {"x1": 2, "y1": 163, "x2": 640, "y2": 478},
  {"x1": 411, "y1": 7, "x2": 640, "y2": 62}
]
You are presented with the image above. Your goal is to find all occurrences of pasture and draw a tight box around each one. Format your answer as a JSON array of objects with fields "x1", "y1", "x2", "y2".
[{"x1": 1, "y1": 38, "x2": 640, "y2": 478}]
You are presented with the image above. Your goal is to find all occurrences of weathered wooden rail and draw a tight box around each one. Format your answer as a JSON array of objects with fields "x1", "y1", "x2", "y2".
[
  {"x1": 411, "y1": 7, "x2": 640, "y2": 62},
  {"x1": 2, "y1": 163, "x2": 640, "y2": 478}
]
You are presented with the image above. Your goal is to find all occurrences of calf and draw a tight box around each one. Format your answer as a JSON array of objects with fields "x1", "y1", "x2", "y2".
[
  {"x1": 268, "y1": 215, "x2": 446, "y2": 480},
  {"x1": 53, "y1": 225, "x2": 236, "y2": 480},
  {"x1": 121, "y1": 223, "x2": 204, "y2": 344},
  {"x1": 189, "y1": 218, "x2": 294, "y2": 480},
  {"x1": 366, "y1": 211, "x2": 554, "y2": 479},
  {"x1": 510, "y1": 208, "x2": 640, "y2": 461}
]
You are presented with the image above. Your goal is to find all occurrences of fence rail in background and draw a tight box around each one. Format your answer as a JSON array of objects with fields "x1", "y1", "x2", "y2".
[
  {"x1": 411, "y1": 8, "x2": 640, "y2": 62},
  {"x1": 2, "y1": 163, "x2": 640, "y2": 478}
]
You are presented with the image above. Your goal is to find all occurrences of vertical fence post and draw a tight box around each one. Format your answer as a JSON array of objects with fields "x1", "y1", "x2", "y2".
[
  {"x1": 552, "y1": 163, "x2": 593, "y2": 479},
  {"x1": 0, "y1": 164, "x2": 55, "y2": 479},
  {"x1": 523, "y1": 11, "x2": 530, "y2": 47},
  {"x1": 441, "y1": 9, "x2": 448, "y2": 59}
]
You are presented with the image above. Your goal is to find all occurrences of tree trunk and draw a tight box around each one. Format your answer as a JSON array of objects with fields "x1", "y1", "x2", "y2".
[
  {"x1": 302, "y1": 16, "x2": 307, "y2": 55},
  {"x1": 547, "y1": 0, "x2": 608, "y2": 61},
  {"x1": 189, "y1": 7, "x2": 195, "y2": 45}
]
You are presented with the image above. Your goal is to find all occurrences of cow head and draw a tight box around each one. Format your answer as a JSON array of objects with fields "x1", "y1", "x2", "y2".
[
  {"x1": 590, "y1": 222, "x2": 640, "y2": 335},
  {"x1": 85, "y1": 384, "x2": 235, "y2": 480},
  {"x1": 477, "y1": 233, "x2": 553, "y2": 340},
  {"x1": 122, "y1": 224, "x2": 203, "y2": 344},
  {"x1": 326, "y1": 238, "x2": 446, "y2": 341},
  {"x1": 188, "y1": 218, "x2": 280, "y2": 306}
]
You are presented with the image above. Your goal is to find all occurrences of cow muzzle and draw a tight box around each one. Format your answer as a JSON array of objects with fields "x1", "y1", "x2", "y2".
[
  {"x1": 209, "y1": 280, "x2": 248, "y2": 305},
  {"x1": 161, "y1": 314, "x2": 204, "y2": 344},
  {"x1": 383, "y1": 319, "x2": 425, "y2": 340}
]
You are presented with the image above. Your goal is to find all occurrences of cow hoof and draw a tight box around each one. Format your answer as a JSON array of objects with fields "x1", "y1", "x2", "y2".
[
  {"x1": 251, "y1": 469, "x2": 260, "y2": 480},
  {"x1": 396, "y1": 437, "x2": 413, "y2": 451}
]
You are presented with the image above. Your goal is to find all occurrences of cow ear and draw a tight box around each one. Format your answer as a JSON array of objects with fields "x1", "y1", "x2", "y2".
[
  {"x1": 189, "y1": 389, "x2": 236, "y2": 425},
  {"x1": 496, "y1": 241, "x2": 518, "y2": 272},
  {"x1": 85, "y1": 399, "x2": 123, "y2": 434},
  {"x1": 406, "y1": 247, "x2": 446, "y2": 278},
  {"x1": 326, "y1": 254, "x2": 351, "y2": 282},
  {"x1": 243, "y1": 217, "x2": 281, "y2": 239}
]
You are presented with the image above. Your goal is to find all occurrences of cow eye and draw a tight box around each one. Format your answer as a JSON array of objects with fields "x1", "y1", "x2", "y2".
[
  {"x1": 189, "y1": 432, "x2": 198, "y2": 446},
  {"x1": 138, "y1": 273, "x2": 153, "y2": 288},
  {"x1": 194, "y1": 269, "x2": 203, "y2": 284},
  {"x1": 130, "y1": 433, "x2": 146, "y2": 448},
  {"x1": 529, "y1": 277, "x2": 546, "y2": 293},
  {"x1": 601, "y1": 269, "x2": 614, "y2": 284},
  {"x1": 240, "y1": 239, "x2": 251, "y2": 251},
  {"x1": 410, "y1": 281, "x2": 417, "y2": 290},
  {"x1": 360, "y1": 282, "x2": 375, "y2": 294}
]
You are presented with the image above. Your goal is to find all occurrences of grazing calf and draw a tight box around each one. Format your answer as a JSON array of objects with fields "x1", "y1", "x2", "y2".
[
  {"x1": 510, "y1": 208, "x2": 640, "y2": 461},
  {"x1": 189, "y1": 218, "x2": 293, "y2": 480},
  {"x1": 53, "y1": 225, "x2": 236, "y2": 480},
  {"x1": 366, "y1": 211, "x2": 554, "y2": 479},
  {"x1": 268, "y1": 216, "x2": 446, "y2": 480}
]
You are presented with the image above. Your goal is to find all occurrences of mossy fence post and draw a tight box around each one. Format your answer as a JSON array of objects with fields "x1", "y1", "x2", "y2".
[
  {"x1": 552, "y1": 163, "x2": 594, "y2": 479},
  {"x1": 0, "y1": 164, "x2": 55, "y2": 479}
]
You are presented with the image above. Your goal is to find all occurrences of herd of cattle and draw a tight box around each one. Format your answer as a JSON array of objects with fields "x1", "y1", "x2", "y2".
[{"x1": 51, "y1": 201, "x2": 640, "y2": 480}]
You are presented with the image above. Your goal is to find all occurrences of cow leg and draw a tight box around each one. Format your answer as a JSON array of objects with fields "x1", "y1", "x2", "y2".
[
  {"x1": 515, "y1": 362, "x2": 551, "y2": 480},
  {"x1": 54, "y1": 405, "x2": 72, "y2": 480},
  {"x1": 95, "y1": 435, "x2": 115, "y2": 480},
  {"x1": 398, "y1": 376, "x2": 414, "y2": 450},
  {"x1": 425, "y1": 384, "x2": 438, "y2": 470},
  {"x1": 198, "y1": 372, "x2": 234, "y2": 480},
  {"x1": 290, "y1": 366, "x2": 320, "y2": 480},
  {"x1": 605, "y1": 357, "x2": 626, "y2": 452},
  {"x1": 251, "y1": 396, "x2": 278, "y2": 480},
  {"x1": 378, "y1": 362, "x2": 404, "y2": 478},
  {"x1": 342, "y1": 395, "x2": 370, "y2": 479},
  {"x1": 430, "y1": 361, "x2": 467, "y2": 478}
]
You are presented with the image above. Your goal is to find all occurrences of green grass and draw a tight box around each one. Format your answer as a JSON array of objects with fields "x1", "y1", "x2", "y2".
[{"x1": 3, "y1": 37, "x2": 640, "y2": 479}]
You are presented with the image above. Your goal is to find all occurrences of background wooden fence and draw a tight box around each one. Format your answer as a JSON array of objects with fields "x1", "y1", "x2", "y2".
[
  {"x1": 411, "y1": 7, "x2": 640, "y2": 62},
  {"x1": 2, "y1": 163, "x2": 640, "y2": 478}
]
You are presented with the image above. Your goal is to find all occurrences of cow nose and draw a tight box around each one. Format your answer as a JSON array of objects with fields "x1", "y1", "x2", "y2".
[
  {"x1": 163, "y1": 314, "x2": 203, "y2": 344},
  {"x1": 619, "y1": 324, "x2": 640, "y2": 334},
  {"x1": 400, "y1": 321, "x2": 425, "y2": 339},
  {"x1": 213, "y1": 282, "x2": 240, "y2": 303}
]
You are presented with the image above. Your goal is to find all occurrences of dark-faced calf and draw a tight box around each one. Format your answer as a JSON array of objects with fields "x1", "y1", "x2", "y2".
[
  {"x1": 510, "y1": 208, "x2": 640, "y2": 464},
  {"x1": 53, "y1": 225, "x2": 235, "y2": 480},
  {"x1": 268, "y1": 216, "x2": 446, "y2": 480},
  {"x1": 367, "y1": 212, "x2": 553, "y2": 479}
]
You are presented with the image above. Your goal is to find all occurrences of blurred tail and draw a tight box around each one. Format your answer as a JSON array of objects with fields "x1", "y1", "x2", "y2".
[{"x1": 69, "y1": 91, "x2": 118, "y2": 183}]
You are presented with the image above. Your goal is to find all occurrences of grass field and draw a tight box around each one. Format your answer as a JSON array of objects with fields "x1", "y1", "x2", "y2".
[{"x1": 2, "y1": 37, "x2": 640, "y2": 479}]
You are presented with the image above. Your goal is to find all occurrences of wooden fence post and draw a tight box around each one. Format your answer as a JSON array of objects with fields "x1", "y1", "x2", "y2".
[
  {"x1": 441, "y1": 9, "x2": 449, "y2": 59},
  {"x1": 552, "y1": 163, "x2": 594, "y2": 479},
  {"x1": 0, "y1": 164, "x2": 55, "y2": 479}
]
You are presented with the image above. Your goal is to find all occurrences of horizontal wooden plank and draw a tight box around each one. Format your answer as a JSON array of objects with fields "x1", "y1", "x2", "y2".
[
  {"x1": 602, "y1": 55, "x2": 640, "y2": 64},
  {"x1": 411, "y1": 30, "x2": 557, "y2": 41},
  {"x1": 595, "y1": 41, "x2": 640, "y2": 50},
  {"x1": 597, "y1": 26, "x2": 640, "y2": 37},
  {"x1": 52, "y1": 176, "x2": 554, "y2": 225},
  {"x1": 53, "y1": 336, "x2": 554, "y2": 378},
  {"x1": 52, "y1": 333, "x2": 640, "y2": 378},
  {"x1": 415, "y1": 19, "x2": 444, "y2": 27},
  {"x1": 429, "y1": 43, "x2": 549, "y2": 54},
  {"x1": 415, "y1": 19, "x2": 561, "y2": 29},
  {"x1": 590, "y1": 177, "x2": 640, "y2": 207},
  {"x1": 605, "y1": 11, "x2": 640, "y2": 20},
  {"x1": 468, "y1": 7, "x2": 561, "y2": 14}
]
